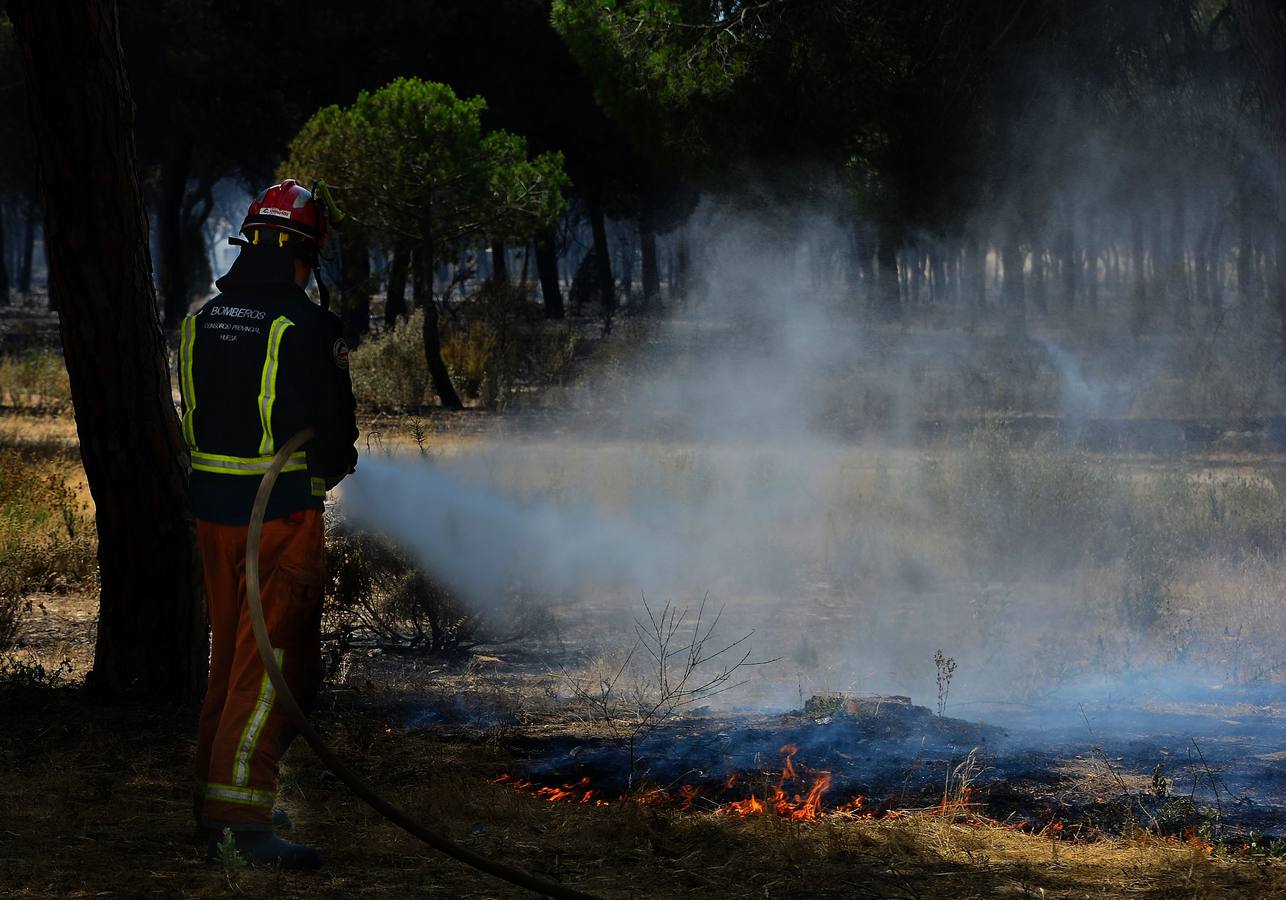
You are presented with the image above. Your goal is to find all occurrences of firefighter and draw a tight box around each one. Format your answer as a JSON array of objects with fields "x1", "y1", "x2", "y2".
[{"x1": 180, "y1": 180, "x2": 358, "y2": 870}]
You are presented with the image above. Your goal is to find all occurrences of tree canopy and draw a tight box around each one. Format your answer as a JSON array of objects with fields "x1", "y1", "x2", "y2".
[{"x1": 287, "y1": 78, "x2": 569, "y2": 257}]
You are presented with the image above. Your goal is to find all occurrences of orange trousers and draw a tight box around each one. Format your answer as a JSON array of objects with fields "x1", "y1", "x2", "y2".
[{"x1": 193, "y1": 509, "x2": 325, "y2": 831}]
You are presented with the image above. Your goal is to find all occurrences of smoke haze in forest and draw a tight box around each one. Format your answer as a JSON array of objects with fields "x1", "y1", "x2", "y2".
[{"x1": 340, "y1": 166, "x2": 1286, "y2": 718}]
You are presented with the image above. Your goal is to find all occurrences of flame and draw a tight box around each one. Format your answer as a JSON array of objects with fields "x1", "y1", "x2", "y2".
[
  {"x1": 835, "y1": 795, "x2": 866, "y2": 814},
  {"x1": 725, "y1": 794, "x2": 765, "y2": 816},
  {"x1": 939, "y1": 785, "x2": 976, "y2": 817},
  {"x1": 533, "y1": 775, "x2": 595, "y2": 804},
  {"x1": 636, "y1": 788, "x2": 669, "y2": 806},
  {"x1": 489, "y1": 750, "x2": 1054, "y2": 834},
  {"x1": 720, "y1": 745, "x2": 832, "y2": 820},
  {"x1": 778, "y1": 744, "x2": 799, "y2": 783},
  {"x1": 678, "y1": 784, "x2": 702, "y2": 810}
]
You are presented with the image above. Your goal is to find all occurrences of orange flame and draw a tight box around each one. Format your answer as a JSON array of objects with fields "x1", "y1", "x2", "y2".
[{"x1": 720, "y1": 746, "x2": 832, "y2": 820}]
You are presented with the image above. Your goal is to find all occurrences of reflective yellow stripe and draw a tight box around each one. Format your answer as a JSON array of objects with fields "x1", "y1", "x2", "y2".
[
  {"x1": 233, "y1": 648, "x2": 284, "y2": 787},
  {"x1": 179, "y1": 315, "x2": 198, "y2": 450},
  {"x1": 257, "y1": 316, "x2": 294, "y2": 455},
  {"x1": 198, "y1": 780, "x2": 275, "y2": 808},
  {"x1": 190, "y1": 451, "x2": 307, "y2": 475},
  {"x1": 310, "y1": 477, "x2": 327, "y2": 498}
]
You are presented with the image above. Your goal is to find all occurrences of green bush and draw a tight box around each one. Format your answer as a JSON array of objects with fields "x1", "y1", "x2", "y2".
[
  {"x1": 348, "y1": 312, "x2": 431, "y2": 412},
  {"x1": 351, "y1": 285, "x2": 580, "y2": 413}
]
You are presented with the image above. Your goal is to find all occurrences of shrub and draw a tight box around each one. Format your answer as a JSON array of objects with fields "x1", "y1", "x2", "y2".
[
  {"x1": 351, "y1": 284, "x2": 580, "y2": 413},
  {"x1": 322, "y1": 513, "x2": 556, "y2": 678},
  {"x1": 324, "y1": 520, "x2": 484, "y2": 663},
  {"x1": 0, "y1": 350, "x2": 72, "y2": 412},
  {"x1": 0, "y1": 593, "x2": 29, "y2": 655},
  {"x1": 446, "y1": 281, "x2": 580, "y2": 408},
  {"x1": 0, "y1": 448, "x2": 96, "y2": 653},
  {"x1": 348, "y1": 312, "x2": 431, "y2": 412},
  {"x1": 0, "y1": 449, "x2": 96, "y2": 595},
  {"x1": 441, "y1": 318, "x2": 497, "y2": 401},
  {"x1": 926, "y1": 426, "x2": 1124, "y2": 576}
]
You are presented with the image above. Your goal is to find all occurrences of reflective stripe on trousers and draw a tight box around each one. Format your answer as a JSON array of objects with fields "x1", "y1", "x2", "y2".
[{"x1": 233, "y1": 648, "x2": 285, "y2": 786}]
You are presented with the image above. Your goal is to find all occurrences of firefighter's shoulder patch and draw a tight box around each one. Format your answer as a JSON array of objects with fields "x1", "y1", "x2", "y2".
[{"x1": 332, "y1": 338, "x2": 350, "y2": 370}]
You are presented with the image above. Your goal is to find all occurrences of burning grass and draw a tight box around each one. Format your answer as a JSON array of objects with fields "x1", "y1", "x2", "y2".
[
  {"x1": 486, "y1": 744, "x2": 1286, "y2": 899},
  {"x1": 1, "y1": 606, "x2": 1282, "y2": 899},
  {"x1": 2, "y1": 673, "x2": 1282, "y2": 900}
]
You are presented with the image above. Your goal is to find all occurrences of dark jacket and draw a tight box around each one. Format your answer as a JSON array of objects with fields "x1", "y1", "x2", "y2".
[{"x1": 179, "y1": 247, "x2": 358, "y2": 525}]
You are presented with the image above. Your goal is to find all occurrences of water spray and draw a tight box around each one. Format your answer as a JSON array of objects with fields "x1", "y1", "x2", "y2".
[{"x1": 244, "y1": 428, "x2": 599, "y2": 900}]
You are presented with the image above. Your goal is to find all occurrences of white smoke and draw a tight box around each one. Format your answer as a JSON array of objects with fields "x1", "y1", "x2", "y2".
[{"x1": 339, "y1": 195, "x2": 1286, "y2": 713}]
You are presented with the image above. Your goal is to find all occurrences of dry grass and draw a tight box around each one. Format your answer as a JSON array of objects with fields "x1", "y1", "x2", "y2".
[
  {"x1": 1, "y1": 676, "x2": 1281, "y2": 900},
  {"x1": 0, "y1": 350, "x2": 71, "y2": 413},
  {"x1": 2, "y1": 323, "x2": 1286, "y2": 896},
  {"x1": 0, "y1": 445, "x2": 96, "y2": 655},
  {"x1": 0, "y1": 410, "x2": 80, "y2": 449}
]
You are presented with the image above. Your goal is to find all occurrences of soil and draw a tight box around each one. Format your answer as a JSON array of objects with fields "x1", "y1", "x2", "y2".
[{"x1": 3, "y1": 594, "x2": 1285, "y2": 899}]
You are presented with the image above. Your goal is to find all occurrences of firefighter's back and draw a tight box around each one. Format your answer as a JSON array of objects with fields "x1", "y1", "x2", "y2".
[{"x1": 179, "y1": 269, "x2": 337, "y2": 525}]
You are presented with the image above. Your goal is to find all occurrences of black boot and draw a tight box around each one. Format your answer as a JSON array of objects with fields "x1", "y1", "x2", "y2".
[
  {"x1": 191, "y1": 808, "x2": 292, "y2": 844},
  {"x1": 206, "y1": 828, "x2": 322, "y2": 871}
]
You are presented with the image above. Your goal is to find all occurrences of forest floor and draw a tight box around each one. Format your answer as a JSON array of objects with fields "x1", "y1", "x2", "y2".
[
  {"x1": 3, "y1": 612, "x2": 1286, "y2": 900},
  {"x1": 2, "y1": 410, "x2": 1285, "y2": 898},
  {"x1": 6, "y1": 306, "x2": 1286, "y2": 897}
]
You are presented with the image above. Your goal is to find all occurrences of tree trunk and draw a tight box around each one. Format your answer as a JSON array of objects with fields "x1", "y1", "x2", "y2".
[
  {"x1": 9, "y1": 0, "x2": 205, "y2": 703},
  {"x1": 534, "y1": 229, "x2": 564, "y2": 319},
  {"x1": 1084, "y1": 209, "x2": 1099, "y2": 308},
  {"x1": 0, "y1": 198, "x2": 9, "y2": 305},
  {"x1": 639, "y1": 204, "x2": 660, "y2": 310},
  {"x1": 157, "y1": 132, "x2": 192, "y2": 336},
  {"x1": 181, "y1": 177, "x2": 215, "y2": 302},
  {"x1": 1001, "y1": 236, "x2": 1025, "y2": 334},
  {"x1": 414, "y1": 240, "x2": 463, "y2": 410},
  {"x1": 1131, "y1": 210, "x2": 1149, "y2": 336},
  {"x1": 1233, "y1": 0, "x2": 1286, "y2": 344},
  {"x1": 1170, "y1": 185, "x2": 1190, "y2": 327},
  {"x1": 674, "y1": 228, "x2": 689, "y2": 300},
  {"x1": 1030, "y1": 249, "x2": 1048, "y2": 314},
  {"x1": 385, "y1": 243, "x2": 409, "y2": 327},
  {"x1": 875, "y1": 223, "x2": 901, "y2": 320},
  {"x1": 340, "y1": 230, "x2": 371, "y2": 346},
  {"x1": 616, "y1": 232, "x2": 634, "y2": 300},
  {"x1": 1237, "y1": 179, "x2": 1254, "y2": 305},
  {"x1": 19, "y1": 195, "x2": 36, "y2": 295},
  {"x1": 853, "y1": 221, "x2": 875, "y2": 304},
  {"x1": 585, "y1": 190, "x2": 615, "y2": 325},
  {"x1": 490, "y1": 238, "x2": 509, "y2": 284},
  {"x1": 1059, "y1": 203, "x2": 1077, "y2": 308}
]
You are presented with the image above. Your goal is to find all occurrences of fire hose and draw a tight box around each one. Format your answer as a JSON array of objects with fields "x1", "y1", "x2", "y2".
[{"x1": 244, "y1": 429, "x2": 599, "y2": 899}]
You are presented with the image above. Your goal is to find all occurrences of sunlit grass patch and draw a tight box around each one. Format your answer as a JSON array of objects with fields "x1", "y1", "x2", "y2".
[
  {"x1": 0, "y1": 447, "x2": 96, "y2": 652},
  {"x1": 0, "y1": 349, "x2": 71, "y2": 413}
]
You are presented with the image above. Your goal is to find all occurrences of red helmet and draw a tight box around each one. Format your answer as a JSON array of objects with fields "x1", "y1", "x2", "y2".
[{"x1": 241, "y1": 179, "x2": 328, "y2": 244}]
